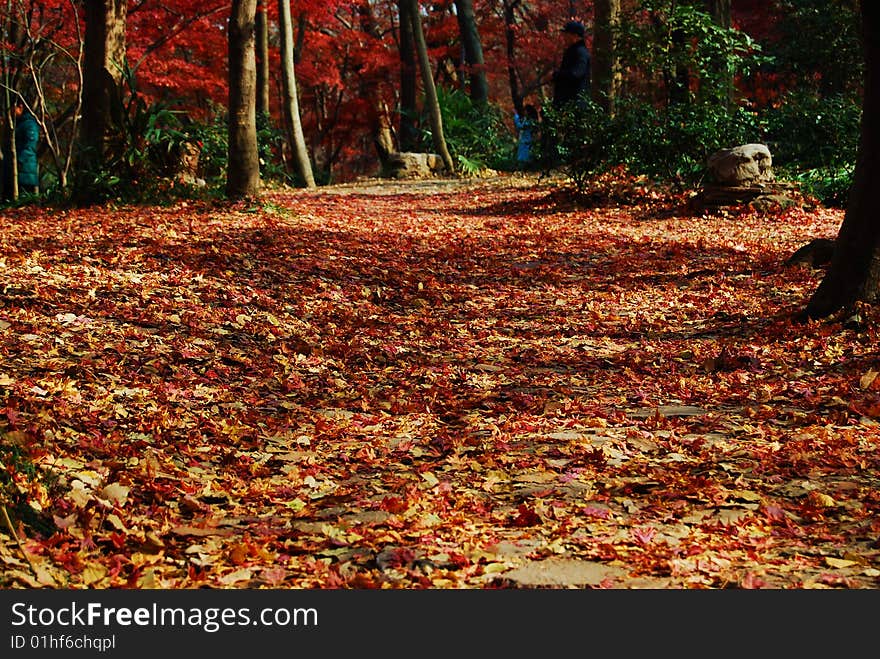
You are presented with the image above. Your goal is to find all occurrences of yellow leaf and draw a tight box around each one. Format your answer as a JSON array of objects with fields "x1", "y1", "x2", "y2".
[
  {"x1": 106, "y1": 513, "x2": 126, "y2": 532},
  {"x1": 98, "y1": 483, "x2": 130, "y2": 507},
  {"x1": 860, "y1": 369, "x2": 879, "y2": 390},
  {"x1": 82, "y1": 564, "x2": 108, "y2": 586},
  {"x1": 421, "y1": 471, "x2": 439, "y2": 487},
  {"x1": 807, "y1": 491, "x2": 837, "y2": 507},
  {"x1": 825, "y1": 557, "x2": 857, "y2": 569},
  {"x1": 484, "y1": 562, "x2": 510, "y2": 574},
  {"x1": 218, "y1": 568, "x2": 253, "y2": 585}
]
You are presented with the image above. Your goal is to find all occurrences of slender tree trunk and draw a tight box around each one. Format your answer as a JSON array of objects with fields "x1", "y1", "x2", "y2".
[
  {"x1": 502, "y1": 0, "x2": 523, "y2": 115},
  {"x1": 278, "y1": 0, "x2": 315, "y2": 187},
  {"x1": 357, "y1": 1, "x2": 395, "y2": 164},
  {"x1": 453, "y1": 0, "x2": 488, "y2": 106},
  {"x1": 405, "y1": 0, "x2": 454, "y2": 172},
  {"x1": 398, "y1": 0, "x2": 419, "y2": 151},
  {"x1": 255, "y1": 1, "x2": 271, "y2": 118},
  {"x1": 803, "y1": 1, "x2": 880, "y2": 319},
  {"x1": 80, "y1": 0, "x2": 126, "y2": 167},
  {"x1": 592, "y1": 0, "x2": 620, "y2": 114},
  {"x1": 226, "y1": 0, "x2": 261, "y2": 199}
]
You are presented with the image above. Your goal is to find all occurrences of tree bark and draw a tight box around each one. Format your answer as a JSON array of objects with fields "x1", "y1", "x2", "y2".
[
  {"x1": 278, "y1": 0, "x2": 316, "y2": 188},
  {"x1": 397, "y1": 0, "x2": 419, "y2": 151},
  {"x1": 357, "y1": 1, "x2": 395, "y2": 164},
  {"x1": 453, "y1": 0, "x2": 488, "y2": 107},
  {"x1": 405, "y1": 0, "x2": 454, "y2": 173},
  {"x1": 502, "y1": 0, "x2": 523, "y2": 115},
  {"x1": 803, "y1": 1, "x2": 880, "y2": 319},
  {"x1": 255, "y1": 1, "x2": 271, "y2": 118},
  {"x1": 226, "y1": 0, "x2": 261, "y2": 199},
  {"x1": 592, "y1": 0, "x2": 620, "y2": 114},
  {"x1": 80, "y1": 0, "x2": 126, "y2": 166}
]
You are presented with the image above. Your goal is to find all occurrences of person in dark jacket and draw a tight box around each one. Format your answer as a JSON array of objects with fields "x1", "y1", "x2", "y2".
[
  {"x1": 552, "y1": 20, "x2": 591, "y2": 109},
  {"x1": 2, "y1": 98, "x2": 40, "y2": 200},
  {"x1": 542, "y1": 20, "x2": 591, "y2": 168}
]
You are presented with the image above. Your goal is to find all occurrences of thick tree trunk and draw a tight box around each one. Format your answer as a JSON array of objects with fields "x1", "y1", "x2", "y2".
[
  {"x1": 592, "y1": 0, "x2": 620, "y2": 114},
  {"x1": 80, "y1": 0, "x2": 126, "y2": 166},
  {"x1": 226, "y1": 0, "x2": 261, "y2": 199},
  {"x1": 803, "y1": 1, "x2": 880, "y2": 319},
  {"x1": 278, "y1": 0, "x2": 315, "y2": 188},
  {"x1": 397, "y1": 0, "x2": 419, "y2": 152},
  {"x1": 406, "y1": 0, "x2": 455, "y2": 173},
  {"x1": 453, "y1": 0, "x2": 488, "y2": 106},
  {"x1": 255, "y1": 1, "x2": 270, "y2": 118}
]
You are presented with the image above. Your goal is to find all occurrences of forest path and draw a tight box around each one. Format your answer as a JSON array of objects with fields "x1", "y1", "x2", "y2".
[{"x1": 2, "y1": 176, "x2": 875, "y2": 589}]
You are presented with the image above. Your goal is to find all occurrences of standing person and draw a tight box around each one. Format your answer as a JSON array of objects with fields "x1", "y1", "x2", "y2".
[
  {"x1": 2, "y1": 98, "x2": 40, "y2": 201},
  {"x1": 552, "y1": 20, "x2": 591, "y2": 110},
  {"x1": 544, "y1": 20, "x2": 591, "y2": 168},
  {"x1": 514, "y1": 104, "x2": 539, "y2": 169}
]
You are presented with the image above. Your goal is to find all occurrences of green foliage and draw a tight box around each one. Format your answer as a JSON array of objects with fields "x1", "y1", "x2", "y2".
[
  {"x1": 789, "y1": 165, "x2": 854, "y2": 209},
  {"x1": 421, "y1": 88, "x2": 516, "y2": 173},
  {"x1": 71, "y1": 64, "x2": 204, "y2": 205},
  {"x1": 763, "y1": 92, "x2": 861, "y2": 170},
  {"x1": 549, "y1": 1, "x2": 769, "y2": 194},
  {"x1": 770, "y1": 0, "x2": 861, "y2": 97},
  {"x1": 0, "y1": 437, "x2": 58, "y2": 538},
  {"x1": 617, "y1": 0, "x2": 770, "y2": 105},
  {"x1": 190, "y1": 106, "x2": 310, "y2": 188},
  {"x1": 545, "y1": 97, "x2": 762, "y2": 192},
  {"x1": 763, "y1": 91, "x2": 860, "y2": 207},
  {"x1": 0, "y1": 439, "x2": 37, "y2": 513},
  {"x1": 0, "y1": 442, "x2": 37, "y2": 499},
  {"x1": 188, "y1": 104, "x2": 228, "y2": 182}
]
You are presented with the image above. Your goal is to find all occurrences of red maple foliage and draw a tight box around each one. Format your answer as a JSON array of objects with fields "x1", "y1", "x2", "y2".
[{"x1": 1, "y1": 174, "x2": 878, "y2": 589}]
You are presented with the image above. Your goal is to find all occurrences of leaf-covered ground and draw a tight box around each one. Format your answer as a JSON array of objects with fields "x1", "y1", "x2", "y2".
[{"x1": 2, "y1": 173, "x2": 879, "y2": 589}]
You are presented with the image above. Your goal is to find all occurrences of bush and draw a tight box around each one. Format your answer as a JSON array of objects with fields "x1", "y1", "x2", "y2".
[
  {"x1": 420, "y1": 88, "x2": 516, "y2": 173},
  {"x1": 70, "y1": 65, "x2": 205, "y2": 205},
  {"x1": 762, "y1": 91, "x2": 860, "y2": 207},
  {"x1": 545, "y1": 97, "x2": 763, "y2": 192}
]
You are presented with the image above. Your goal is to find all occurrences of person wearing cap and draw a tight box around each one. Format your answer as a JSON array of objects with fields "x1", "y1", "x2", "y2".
[{"x1": 552, "y1": 20, "x2": 591, "y2": 109}]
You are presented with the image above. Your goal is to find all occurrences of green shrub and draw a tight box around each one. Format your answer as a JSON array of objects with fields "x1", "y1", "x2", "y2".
[
  {"x1": 70, "y1": 64, "x2": 204, "y2": 205},
  {"x1": 545, "y1": 97, "x2": 762, "y2": 192},
  {"x1": 420, "y1": 88, "x2": 516, "y2": 173},
  {"x1": 761, "y1": 91, "x2": 860, "y2": 207}
]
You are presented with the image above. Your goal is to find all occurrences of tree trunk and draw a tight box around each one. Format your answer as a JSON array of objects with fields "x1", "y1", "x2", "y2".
[
  {"x1": 592, "y1": 0, "x2": 620, "y2": 114},
  {"x1": 397, "y1": 0, "x2": 419, "y2": 151},
  {"x1": 453, "y1": 0, "x2": 488, "y2": 107},
  {"x1": 226, "y1": 0, "x2": 261, "y2": 199},
  {"x1": 502, "y1": 0, "x2": 523, "y2": 115},
  {"x1": 80, "y1": 0, "x2": 126, "y2": 167},
  {"x1": 405, "y1": 0, "x2": 455, "y2": 173},
  {"x1": 803, "y1": 1, "x2": 880, "y2": 319},
  {"x1": 255, "y1": 1, "x2": 271, "y2": 118},
  {"x1": 278, "y1": 0, "x2": 316, "y2": 188},
  {"x1": 357, "y1": 1, "x2": 396, "y2": 165}
]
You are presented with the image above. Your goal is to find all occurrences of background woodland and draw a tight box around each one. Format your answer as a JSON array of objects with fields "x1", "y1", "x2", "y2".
[{"x1": 0, "y1": 0, "x2": 864, "y2": 205}]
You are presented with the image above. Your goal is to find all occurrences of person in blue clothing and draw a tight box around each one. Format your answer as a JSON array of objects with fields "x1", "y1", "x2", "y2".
[
  {"x1": 2, "y1": 97, "x2": 40, "y2": 201},
  {"x1": 514, "y1": 104, "x2": 539, "y2": 169}
]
